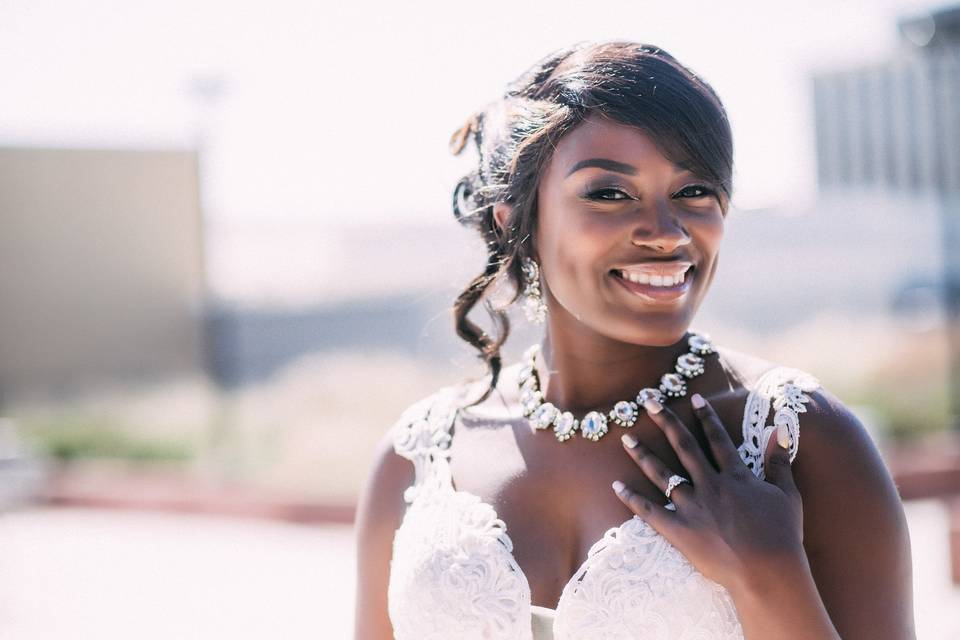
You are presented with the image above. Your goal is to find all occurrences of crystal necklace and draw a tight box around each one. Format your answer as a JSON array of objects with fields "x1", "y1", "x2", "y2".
[{"x1": 517, "y1": 331, "x2": 715, "y2": 442}]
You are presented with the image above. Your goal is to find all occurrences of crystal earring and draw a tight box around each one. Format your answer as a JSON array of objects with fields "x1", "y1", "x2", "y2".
[{"x1": 521, "y1": 256, "x2": 547, "y2": 324}]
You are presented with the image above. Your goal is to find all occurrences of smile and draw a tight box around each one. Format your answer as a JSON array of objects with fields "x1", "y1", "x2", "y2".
[{"x1": 610, "y1": 266, "x2": 694, "y2": 302}]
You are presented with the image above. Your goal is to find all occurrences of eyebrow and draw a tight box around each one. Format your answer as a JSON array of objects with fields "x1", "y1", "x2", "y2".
[{"x1": 565, "y1": 158, "x2": 638, "y2": 178}]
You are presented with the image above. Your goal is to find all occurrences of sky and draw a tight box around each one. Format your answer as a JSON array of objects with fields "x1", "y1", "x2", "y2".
[{"x1": 0, "y1": 0, "x2": 943, "y2": 226}]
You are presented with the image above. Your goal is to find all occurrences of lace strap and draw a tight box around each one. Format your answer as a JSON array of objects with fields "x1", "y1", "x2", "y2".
[
  {"x1": 390, "y1": 385, "x2": 462, "y2": 504},
  {"x1": 739, "y1": 366, "x2": 821, "y2": 480}
]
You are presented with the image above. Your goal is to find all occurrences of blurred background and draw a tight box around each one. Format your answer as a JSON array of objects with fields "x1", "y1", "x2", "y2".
[{"x1": 1, "y1": 0, "x2": 959, "y2": 638}]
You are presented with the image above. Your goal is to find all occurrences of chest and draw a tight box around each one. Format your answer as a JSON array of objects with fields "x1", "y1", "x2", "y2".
[
  {"x1": 445, "y1": 393, "x2": 749, "y2": 610},
  {"x1": 388, "y1": 441, "x2": 746, "y2": 640},
  {"x1": 386, "y1": 361, "x2": 816, "y2": 639}
]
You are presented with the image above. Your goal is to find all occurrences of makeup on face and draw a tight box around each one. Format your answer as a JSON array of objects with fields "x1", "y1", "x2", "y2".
[{"x1": 535, "y1": 116, "x2": 724, "y2": 343}]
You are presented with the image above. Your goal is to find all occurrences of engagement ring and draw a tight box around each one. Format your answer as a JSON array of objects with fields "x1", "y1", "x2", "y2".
[{"x1": 664, "y1": 474, "x2": 690, "y2": 499}]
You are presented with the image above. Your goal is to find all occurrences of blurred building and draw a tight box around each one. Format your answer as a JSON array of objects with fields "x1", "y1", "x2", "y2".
[
  {"x1": 810, "y1": 2, "x2": 960, "y2": 429},
  {"x1": 812, "y1": 4, "x2": 959, "y2": 193},
  {"x1": 5, "y1": 4, "x2": 958, "y2": 405},
  {"x1": 0, "y1": 147, "x2": 206, "y2": 405}
]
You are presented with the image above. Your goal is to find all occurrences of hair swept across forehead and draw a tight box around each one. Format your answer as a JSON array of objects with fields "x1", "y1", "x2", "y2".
[
  {"x1": 503, "y1": 41, "x2": 732, "y2": 198},
  {"x1": 448, "y1": 40, "x2": 734, "y2": 407}
]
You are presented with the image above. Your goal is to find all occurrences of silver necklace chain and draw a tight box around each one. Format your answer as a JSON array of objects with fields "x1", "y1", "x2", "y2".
[{"x1": 517, "y1": 331, "x2": 716, "y2": 442}]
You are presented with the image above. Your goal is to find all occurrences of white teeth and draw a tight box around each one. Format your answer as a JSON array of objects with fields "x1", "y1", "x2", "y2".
[{"x1": 617, "y1": 267, "x2": 690, "y2": 287}]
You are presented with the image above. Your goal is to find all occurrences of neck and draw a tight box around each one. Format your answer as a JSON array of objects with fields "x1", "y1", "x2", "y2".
[{"x1": 536, "y1": 326, "x2": 693, "y2": 414}]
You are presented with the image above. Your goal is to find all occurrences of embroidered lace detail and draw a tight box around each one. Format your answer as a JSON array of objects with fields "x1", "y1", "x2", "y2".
[
  {"x1": 390, "y1": 386, "x2": 458, "y2": 505},
  {"x1": 388, "y1": 386, "x2": 533, "y2": 640},
  {"x1": 554, "y1": 516, "x2": 742, "y2": 640},
  {"x1": 387, "y1": 366, "x2": 820, "y2": 639},
  {"x1": 739, "y1": 367, "x2": 821, "y2": 480}
]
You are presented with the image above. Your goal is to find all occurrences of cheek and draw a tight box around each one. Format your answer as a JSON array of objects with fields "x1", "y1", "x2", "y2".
[
  {"x1": 690, "y1": 213, "x2": 725, "y2": 282},
  {"x1": 541, "y1": 216, "x2": 621, "y2": 303},
  {"x1": 683, "y1": 205, "x2": 724, "y2": 245},
  {"x1": 696, "y1": 221, "x2": 723, "y2": 253}
]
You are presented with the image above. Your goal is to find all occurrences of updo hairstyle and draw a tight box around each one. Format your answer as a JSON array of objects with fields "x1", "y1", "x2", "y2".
[{"x1": 448, "y1": 40, "x2": 734, "y2": 406}]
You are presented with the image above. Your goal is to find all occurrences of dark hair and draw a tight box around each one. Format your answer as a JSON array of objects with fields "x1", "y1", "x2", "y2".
[{"x1": 448, "y1": 40, "x2": 734, "y2": 407}]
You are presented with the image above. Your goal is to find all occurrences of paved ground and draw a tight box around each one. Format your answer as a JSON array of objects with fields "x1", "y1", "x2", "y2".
[
  {"x1": 0, "y1": 507, "x2": 355, "y2": 639},
  {"x1": 1, "y1": 500, "x2": 958, "y2": 639}
]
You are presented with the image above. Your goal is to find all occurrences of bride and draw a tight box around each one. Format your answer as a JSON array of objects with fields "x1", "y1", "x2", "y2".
[{"x1": 353, "y1": 41, "x2": 915, "y2": 639}]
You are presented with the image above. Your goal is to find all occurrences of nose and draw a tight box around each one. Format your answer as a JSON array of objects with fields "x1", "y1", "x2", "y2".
[{"x1": 629, "y1": 203, "x2": 692, "y2": 253}]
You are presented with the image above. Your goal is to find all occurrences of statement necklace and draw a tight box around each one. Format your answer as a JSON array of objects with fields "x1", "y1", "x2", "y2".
[{"x1": 517, "y1": 331, "x2": 715, "y2": 442}]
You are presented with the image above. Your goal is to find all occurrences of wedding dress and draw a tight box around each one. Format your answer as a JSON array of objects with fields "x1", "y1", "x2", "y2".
[{"x1": 387, "y1": 364, "x2": 821, "y2": 639}]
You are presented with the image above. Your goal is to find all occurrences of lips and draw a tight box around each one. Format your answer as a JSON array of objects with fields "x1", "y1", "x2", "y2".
[
  {"x1": 610, "y1": 265, "x2": 695, "y2": 302},
  {"x1": 612, "y1": 263, "x2": 692, "y2": 286}
]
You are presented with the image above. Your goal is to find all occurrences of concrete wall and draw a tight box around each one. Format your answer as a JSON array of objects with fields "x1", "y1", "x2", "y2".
[{"x1": 0, "y1": 147, "x2": 206, "y2": 403}]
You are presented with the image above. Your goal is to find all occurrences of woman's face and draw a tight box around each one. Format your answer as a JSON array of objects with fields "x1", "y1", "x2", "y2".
[{"x1": 525, "y1": 113, "x2": 726, "y2": 347}]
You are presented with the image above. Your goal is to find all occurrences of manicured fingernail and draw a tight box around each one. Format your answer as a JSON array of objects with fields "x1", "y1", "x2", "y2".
[
  {"x1": 691, "y1": 393, "x2": 705, "y2": 409},
  {"x1": 643, "y1": 398, "x2": 662, "y2": 414},
  {"x1": 621, "y1": 433, "x2": 638, "y2": 448},
  {"x1": 612, "y1": 480, "x2": 626, "y2": 494},
  {"x1": 777, "y1": 423, "x2": 790, "y2": 449}
]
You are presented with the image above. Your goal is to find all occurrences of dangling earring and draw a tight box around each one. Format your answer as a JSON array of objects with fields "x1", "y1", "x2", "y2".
[{"x1": 521, "y1": 256, "x2": 547, "y2": 324}]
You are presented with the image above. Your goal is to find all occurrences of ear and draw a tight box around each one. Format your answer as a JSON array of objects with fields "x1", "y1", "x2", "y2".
[{"x1": 492, "y1": 201, "x2": 513, "y2": 235}]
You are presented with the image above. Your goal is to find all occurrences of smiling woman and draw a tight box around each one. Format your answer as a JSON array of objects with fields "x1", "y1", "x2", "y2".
[
  {"x1": 353, "y1": 40, "x2": 915, "y2": 640},
  {"x1": 525, "y1": 115, "x2": 723, "y2": 338}
]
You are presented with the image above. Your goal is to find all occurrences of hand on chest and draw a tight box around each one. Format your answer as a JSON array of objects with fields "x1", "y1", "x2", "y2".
[{"x1": 447, "y1": 395, "x2": 747, "y2": 606}]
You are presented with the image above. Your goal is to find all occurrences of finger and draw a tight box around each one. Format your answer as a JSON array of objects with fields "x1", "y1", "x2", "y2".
[
  {"x1": 611, "y1": 478, "x2": 682, "y2": 537},
  {"x1": 690, "y1": 393, "x2": 743, "y2": 471},
  {"x1": 762, "y1": 419, "x2": 801, "y2": 502},
  {"x1": 642, "y1": 396, "x2": 713, "y2": 484},
  {"x1": 620, "y1": 434, "x2": 695, "y2": 505}
]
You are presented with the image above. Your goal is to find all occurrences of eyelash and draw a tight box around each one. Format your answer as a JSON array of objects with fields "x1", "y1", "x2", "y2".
[{"x1": 586, "y1": 185, "x2": 716, "y2": 201}]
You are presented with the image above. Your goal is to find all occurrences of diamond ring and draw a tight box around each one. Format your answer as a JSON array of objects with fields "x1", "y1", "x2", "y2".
[{"x1": 664, "y1": 474, "x2": 691, "y2": 499}]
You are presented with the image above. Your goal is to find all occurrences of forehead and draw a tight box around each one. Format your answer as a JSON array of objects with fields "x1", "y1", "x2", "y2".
[{"x1": 548, "y1": 114, "x2": 681, "y2": 176}]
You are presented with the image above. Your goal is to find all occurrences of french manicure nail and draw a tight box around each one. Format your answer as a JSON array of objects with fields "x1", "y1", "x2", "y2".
[
  {"x1": 777, "y1": 423, "x2": 790, "y2": 449},
  {"x1": 612, "y1": 480, "x2": 626, "y2": 494},
  {"x1": 691, "y1": 393, "x2": 705, "y2": 409},
  {"x1": 621, "y1": 433, "x2": 638, "y2": 448},
  {"x1": 643, "y1": 398, "x2": 662, "y2": 414}
]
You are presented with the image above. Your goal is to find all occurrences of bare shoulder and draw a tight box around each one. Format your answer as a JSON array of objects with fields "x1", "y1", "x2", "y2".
[
  {"x1": 713, "y1": 344, "x2": 908, "y2": 552},
  {"x1": 353, "y1": 386, "x2": 461, "y2": 639},
  {"x1": 357, "y1": 419, "x2": 414, "y2": 529},
  {"x1": 786, "y1": 383, "x2": 907, "y2": 542},
  {"x1": 715, "y1": 351, "x2": 915, "y2": 637},
  {"x1": 720, "y1": 349, "x2": 897, "y2": 515},
  {"x1": 359, "y1": 385, "x2": 463, "y2": 511},
  {"x1": 777, "y1": 380, "x2": 915, "y2": 637},
  {"x1": 354, "y1": 399, "x2": 424, "y2": 562},
  {"x1": 785, "y1": 381, "x2": 898, "y2": 514},
  {"x1": 355, "y1": 384, "x2": 466, "y2": 563}
]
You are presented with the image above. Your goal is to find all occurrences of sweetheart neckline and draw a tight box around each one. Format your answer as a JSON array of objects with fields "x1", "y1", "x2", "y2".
[
  {"x1": 450, "y1": 482, "x2": 652, "y2": 612},
  {"x1": 443, "y1": 453, "x2": 682, "y2": 612},
  {"x1": 395, "y1": 363, "x2": 813, "y2": 632},
  {"x1": 435, "y1": 363, "x2": 802, "y2": 618}
]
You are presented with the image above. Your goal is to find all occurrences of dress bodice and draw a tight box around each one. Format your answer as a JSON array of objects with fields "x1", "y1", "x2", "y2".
[{"x1": 386, "y1": 364, "x2": 821, "y2": 639}]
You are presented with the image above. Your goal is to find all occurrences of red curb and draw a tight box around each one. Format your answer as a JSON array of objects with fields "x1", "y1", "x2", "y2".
[{"x1": 35, "y1": 466, "x2": 357, "y2": 525}]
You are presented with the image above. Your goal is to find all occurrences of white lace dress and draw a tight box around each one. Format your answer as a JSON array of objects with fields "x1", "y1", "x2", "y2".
[{"x1": 387, "y1": 365, "x2": 821, "y2": 640}]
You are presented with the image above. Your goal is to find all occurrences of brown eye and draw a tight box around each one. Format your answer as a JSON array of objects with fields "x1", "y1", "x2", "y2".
[
  {"x1": 587, "y1": 188, "x2": 632, "y2": 201},
  {"x1": 676, "y1": 185, "x2": 715, "y2": 199}
]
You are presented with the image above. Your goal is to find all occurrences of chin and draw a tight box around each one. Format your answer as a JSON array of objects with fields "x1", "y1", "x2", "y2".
[
  {"x1": 592, "y1": 317, "x2": 695, "y2": 348},
  {"x1": 600, "y1": 304, "x2": 698, "y2": 345},
  {"x1": 631, "y1": 327, "x2": 693, "y2": 346}
]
